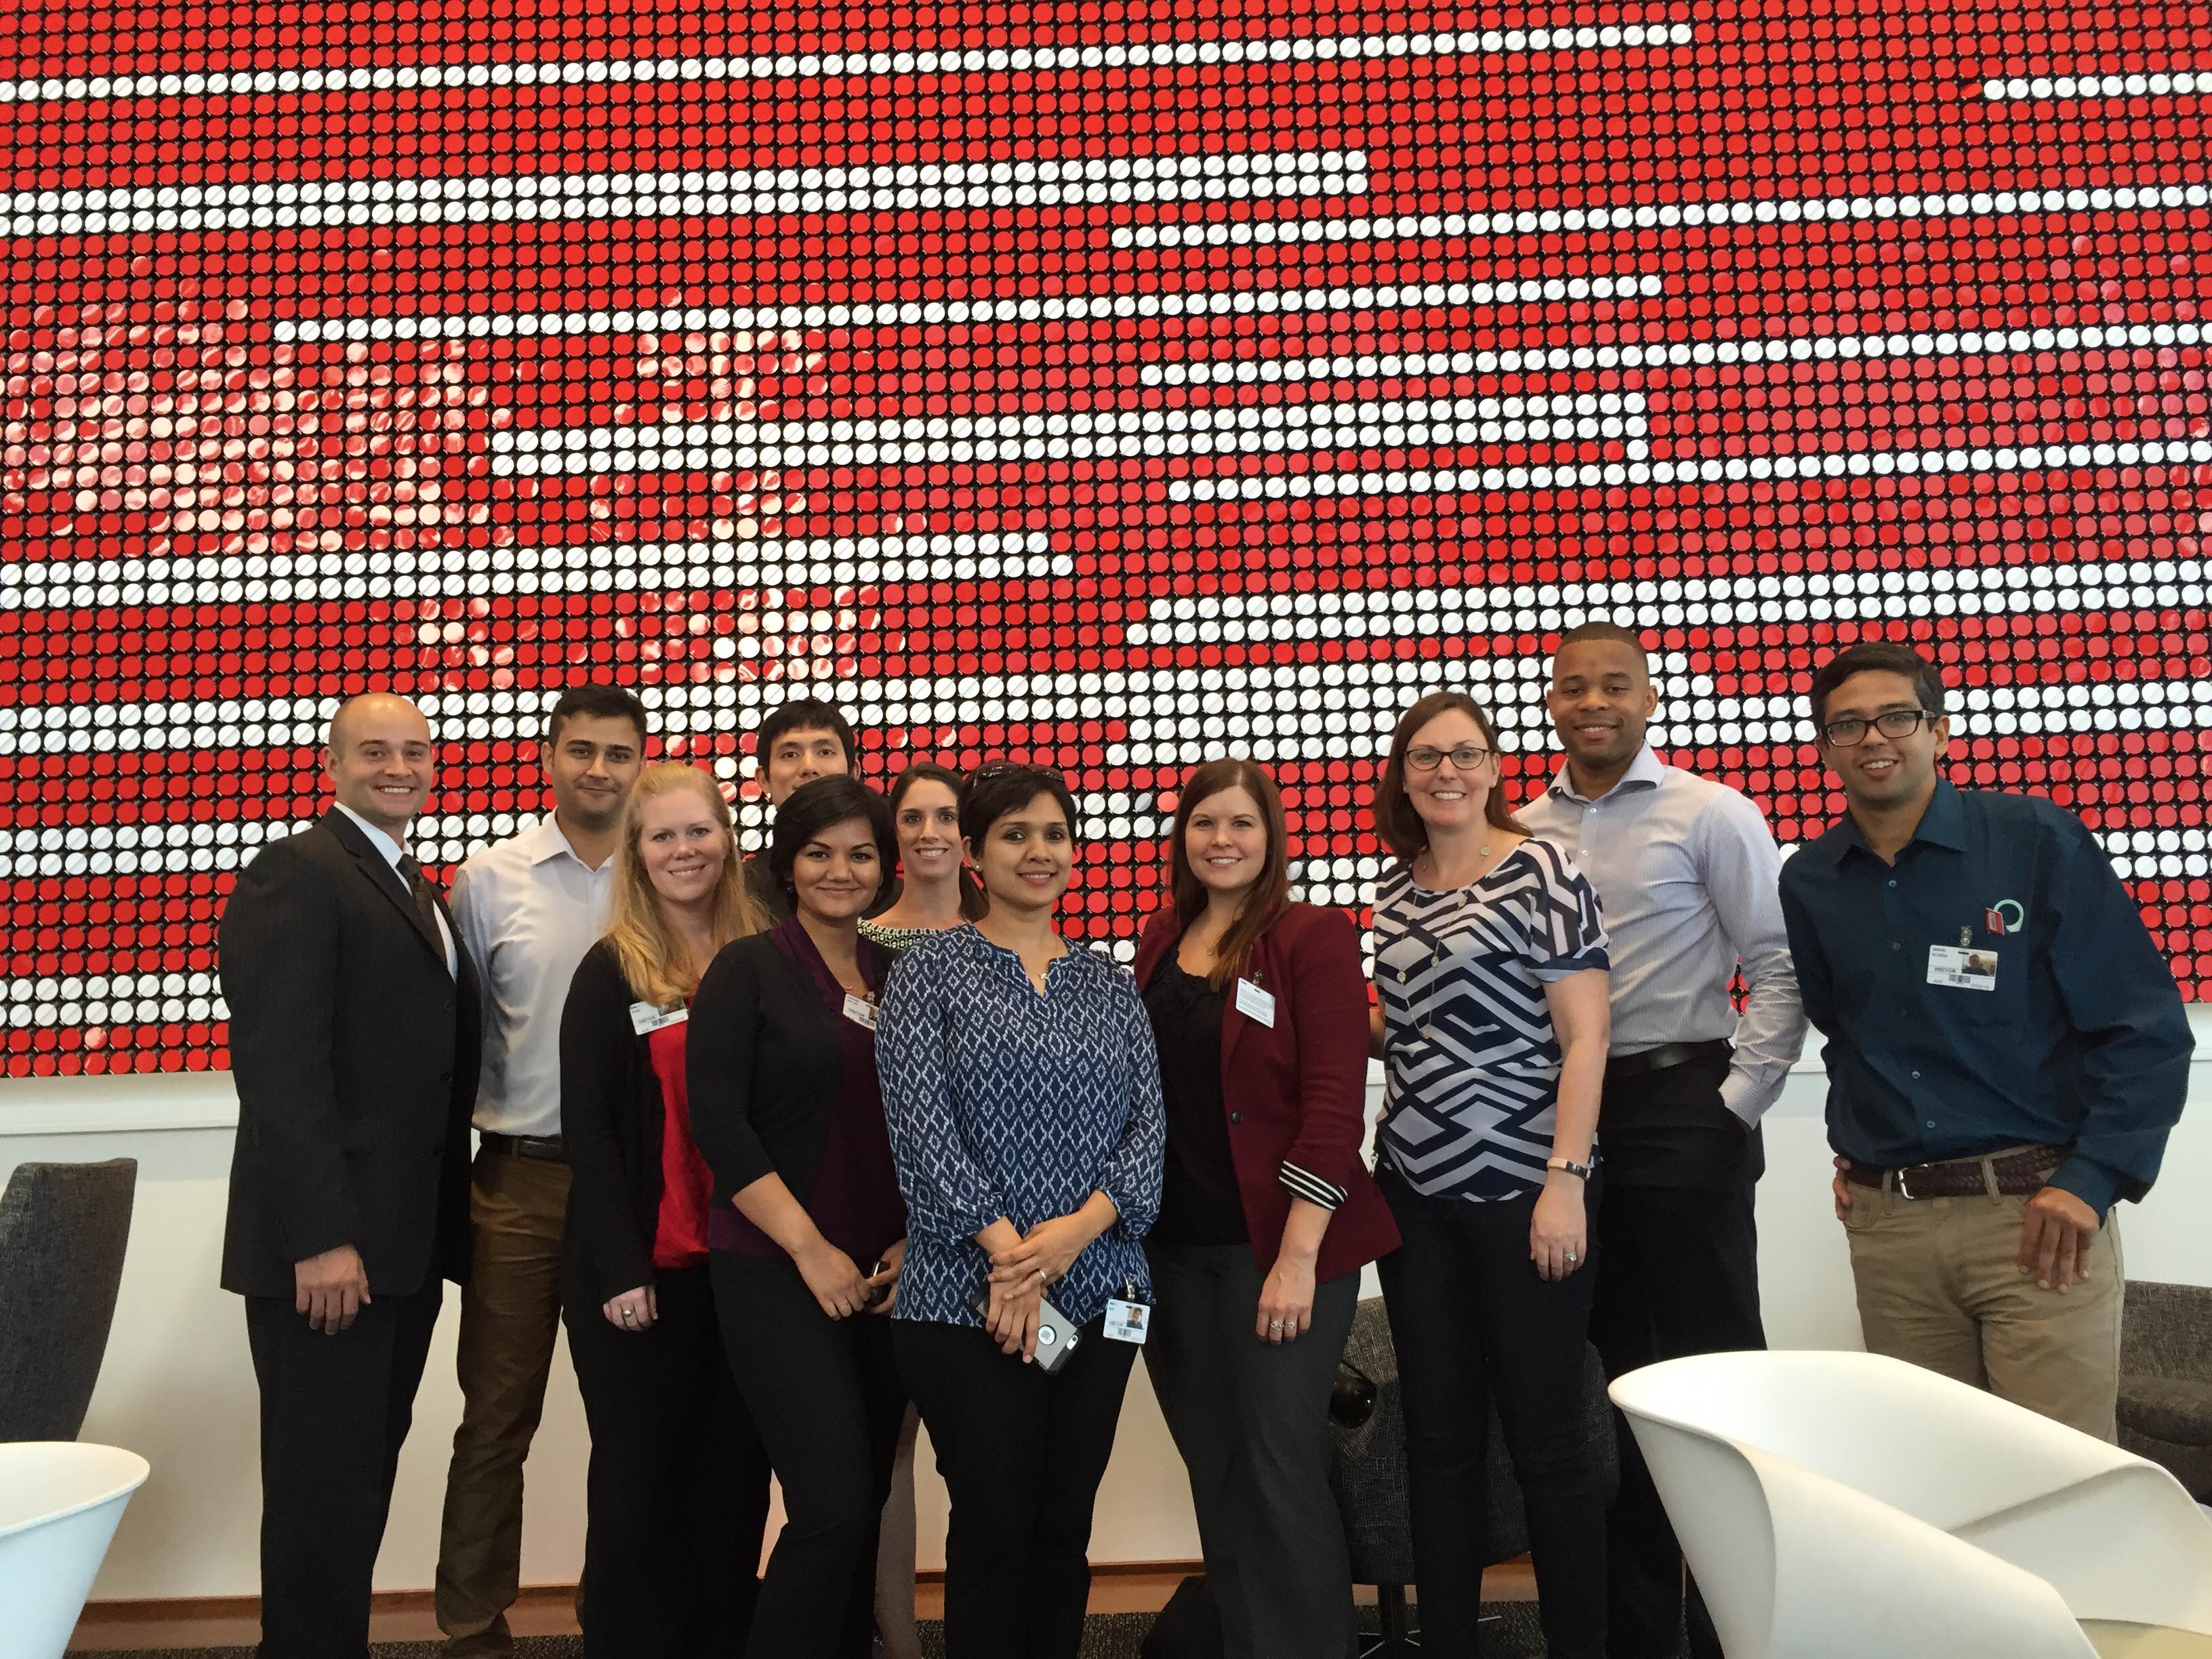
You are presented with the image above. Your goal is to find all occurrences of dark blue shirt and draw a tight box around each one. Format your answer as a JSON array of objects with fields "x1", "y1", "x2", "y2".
[
  {"x1": 875, "y1": 924, "x2": 1165, "y2": 1328},
  {"x1": 1778, "y1": 781, "x2": 2191, "y2": 1217}
]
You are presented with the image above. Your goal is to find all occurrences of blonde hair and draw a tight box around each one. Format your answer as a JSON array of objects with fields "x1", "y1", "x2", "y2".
[{"x1": 604, "y1": 763, "x2": 766, "y2": 1008}]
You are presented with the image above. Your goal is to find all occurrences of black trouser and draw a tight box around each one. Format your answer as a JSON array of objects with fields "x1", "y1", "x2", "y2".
[
  {"x1": 893, "y1": 1315, "x2": 1140, "y2": 1659},
  {"x1": 1145, "y1": 1243, "x2": 1362, "y2": 1659},
  {"x1": 712, "y1": 1250, "x2": 909, "y2": 1659},
  {"x1": 1376, "y1": 1172, "x2": 1605, "y2": 1659},
  {"x1": 564, "y1": 1264, "x2": 770, "y2": 1659},
  {"x1": 245, "y1": 1279, "x2": 444, "y2": 1659},
  {"x1": 1589, "y1": 1051, "x2": 1764, "y2": 1659}
]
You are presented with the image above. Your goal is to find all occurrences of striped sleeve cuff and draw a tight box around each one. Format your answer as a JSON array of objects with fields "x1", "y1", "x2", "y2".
[{"x1": 1279, "y1": 1160, "x2": 1348, "y2": 1210}]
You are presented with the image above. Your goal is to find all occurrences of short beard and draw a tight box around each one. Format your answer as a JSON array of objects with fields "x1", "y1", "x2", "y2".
[{"x1": 558, "y1": 794, "x2": 625, "y2": 832}]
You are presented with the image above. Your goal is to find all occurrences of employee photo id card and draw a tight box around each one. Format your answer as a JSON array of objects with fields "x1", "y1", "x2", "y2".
[
  {"x1": 1927, "y1": 945, "x2": 1999, "y2": 991},
  {"x1": 1103, "y1": 1296, "x2": 1150, "y2": 1345}
]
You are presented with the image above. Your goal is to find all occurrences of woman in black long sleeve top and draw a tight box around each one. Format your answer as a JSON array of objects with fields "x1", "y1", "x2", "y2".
[
  {"x1": 559, "y1": 763, "x2": 774, "y2": 1659},
  {"x1": 688, "y1": 776, "x2": 910, "y2": 1659}
]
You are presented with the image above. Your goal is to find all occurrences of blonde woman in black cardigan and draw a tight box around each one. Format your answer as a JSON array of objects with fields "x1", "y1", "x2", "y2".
[{"x1": 559, "y1": 763, "x2": 771, "y2": 1659}]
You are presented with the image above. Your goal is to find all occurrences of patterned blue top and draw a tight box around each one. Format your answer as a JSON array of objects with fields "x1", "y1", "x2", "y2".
[
  {"x1": 876, "y1": 924, "x2": 1166, "y2": 1328},
  {"x1": 1374, "y1": 839, "x2": 1610, "y2": 1201}
]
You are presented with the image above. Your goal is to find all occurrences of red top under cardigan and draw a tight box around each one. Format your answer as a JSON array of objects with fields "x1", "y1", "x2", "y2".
[{"x1": 1133, "y1": 901, "x2": 1399, "y2": 1286}]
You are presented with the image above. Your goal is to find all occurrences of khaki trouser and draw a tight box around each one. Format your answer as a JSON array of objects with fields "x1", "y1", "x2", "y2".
[
  {"x1": 1841, "y1": 1160, "x2": 2123, "y2": 1442},
  {"x1": 437, "y1": 1146, "x2": 571, "y2": 1654},
  {"x1": 874, "y1": 1406, "x2": 925, "y2": 1659}
]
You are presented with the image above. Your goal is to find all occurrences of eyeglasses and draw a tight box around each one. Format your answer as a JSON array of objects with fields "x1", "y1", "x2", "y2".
[
  {"x1": 1404, "y1": 743, "x2": 1494, "y2": 772},
  {"x1": 1820, "y1": 708, "x2": 1940, "y2": 747}
]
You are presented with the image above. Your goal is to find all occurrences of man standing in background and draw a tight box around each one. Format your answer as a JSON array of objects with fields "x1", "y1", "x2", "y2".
[
  {"x1": 436, "y1": 686, "x2": 648, "y2": 1656},
  {"x1": 1519, "y1": 623, "x2": 1806, "y2": 1659},
  {"x1": 741, "y1": 695, "x2": 859, "y2": 920},
  {"x1": 222, "y1": 692, "x2": 480, "y2": 1658}
]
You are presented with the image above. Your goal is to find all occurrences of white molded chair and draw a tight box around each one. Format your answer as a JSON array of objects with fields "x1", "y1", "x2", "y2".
[
  {"x1": 1610, "y1": 1351, "x2": 2212, "y2": 1658},
  {"x1": 0, "y1": 1441, "x2": 150, "y2": 1659}
]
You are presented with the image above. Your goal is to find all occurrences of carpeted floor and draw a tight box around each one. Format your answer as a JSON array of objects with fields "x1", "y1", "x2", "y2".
[{"x1": 72, "y1": 1604, "x2": 1555, "y2": 1657}]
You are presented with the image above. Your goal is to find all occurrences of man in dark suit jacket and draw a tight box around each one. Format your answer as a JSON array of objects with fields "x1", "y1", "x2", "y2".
[{"x1": 220, "y1": 691, "x2": 482, "y2": 1659}]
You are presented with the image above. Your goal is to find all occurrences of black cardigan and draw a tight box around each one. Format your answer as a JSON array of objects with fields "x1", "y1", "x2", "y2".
[
  {"x1": 559, "y1": 939, "x2": 678, "y2": 1309},
  {"x1": 686, "y1": 930, "x2": 893, "y2": 1217}
]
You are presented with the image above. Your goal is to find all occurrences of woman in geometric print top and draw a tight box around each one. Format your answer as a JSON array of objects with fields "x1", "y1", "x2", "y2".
[
  {"x1": 874, "y1": 762, "x2": 1165, "y2": 1659},
  {"x1": 1368, "y1": 689, "x2": 1613, "y2": 1659}
]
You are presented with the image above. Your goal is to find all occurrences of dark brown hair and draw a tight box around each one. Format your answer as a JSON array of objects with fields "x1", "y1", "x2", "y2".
[
  {"x1": 1807, "y1": 641, "x2": 1948, "y2": 732},
  {"x1": 960, "y1": 761, "x2": 1082, "y2": 848},
  {"x1": 1164, "y1": 760, "x2": 1293, "y2": 991},
  {"x1": 1554, "y1": 620, "x2": 1650, "y2": 663},
  {"x1": 754, "y1": 696, "x2": 858, "y2": 769},
  {"x1": 1372, "y1": 691, "x2": 1528, "y2": 865},
  {"x1": 888, "y1": 762, "x2": 988, "y2": 921},
  {"x1": 766, "y1": 777, "x2": 897, "y2": 910},
  {"x1": 544, "y1": 683, "x2": 650, "y2": 750}
]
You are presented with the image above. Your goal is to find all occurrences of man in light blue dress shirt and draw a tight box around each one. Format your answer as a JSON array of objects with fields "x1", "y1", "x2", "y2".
[
  {"x1": 434, "y1": 685, "x2": 646, "y2": 1656},
  {"x1": 1519, "y1": 621, "x2": 1806, "y2": 1659}
]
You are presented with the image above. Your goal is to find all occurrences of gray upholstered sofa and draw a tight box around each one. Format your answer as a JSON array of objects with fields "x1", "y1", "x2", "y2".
[
  {"x1": 2121, "y1": 1279, "x2": 2212, "y2": 1502},
  {"x1": 0, "y1": 1158, "x2": 138, "y2": 1441}
]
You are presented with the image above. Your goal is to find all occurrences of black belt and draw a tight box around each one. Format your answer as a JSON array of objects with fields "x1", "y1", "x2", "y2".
[
  {"x1": 483, "y1": 1132, "x2": 566, "y2": 1163},
  {"x1": 1605, "y1": 1038, "x2": 1732, "y2": 1082}
]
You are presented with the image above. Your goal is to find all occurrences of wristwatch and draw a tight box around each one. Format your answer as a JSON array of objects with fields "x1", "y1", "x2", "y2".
[{"x1": 1546, "y1": 1158, "x2": 1593, "y2": 1181}]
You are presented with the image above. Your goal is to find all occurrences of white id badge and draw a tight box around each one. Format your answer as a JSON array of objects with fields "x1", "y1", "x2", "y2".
[
  {"x1": 630, "y1": 1001, "x2": 689, "y2": 1035},
  {"x1": 1927, "y1": 945, "x2": 1999, "y2": 991},
  {"x1": 842, "y1": 992, "x2": 879, "y2": 1029},
  {"x1": 1233, "y1": 978, "x2": 1277, "y2": 1028},
  {"x1": 1102, "y1": 1296, "x2": 1151, "y2": 1345}
]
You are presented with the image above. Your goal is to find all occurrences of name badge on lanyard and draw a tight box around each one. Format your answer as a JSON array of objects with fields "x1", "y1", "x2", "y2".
[
  {"x1": 630, "y1": 1002, "x2": 689, "y2": 1035},
  {"x1": 1233, "y1": 978, "x2": 1277, "y2": 1028},
  {"x1": 1926, "y1": 946, "x2": 1998, "y2": 991},
  {"x1": 1103, "y1": 1278, "x2": 1151, "y2": 1345}
]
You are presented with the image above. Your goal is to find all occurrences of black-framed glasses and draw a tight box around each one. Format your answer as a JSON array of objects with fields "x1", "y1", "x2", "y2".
[
  {"x1": 1820, "y1": 708, "x2": 1940, "y2": 747},
  {"x1": 1404, "y1": 743, "x2": 1493, "y2": 772}
]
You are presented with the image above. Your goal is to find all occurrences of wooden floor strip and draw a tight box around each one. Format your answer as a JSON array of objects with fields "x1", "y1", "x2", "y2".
[{"x1": 71, "y1": 1560, "x2": 1536, "y2": 1650}]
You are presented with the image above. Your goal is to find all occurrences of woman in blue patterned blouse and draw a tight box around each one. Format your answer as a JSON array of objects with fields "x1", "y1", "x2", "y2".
[
  {"x1": 875, "y1": 762, "x2": 1165, "y2": 1659},
  {"x1": 1369, "y1": 690, "x2": 1613, "y2": 1659}
]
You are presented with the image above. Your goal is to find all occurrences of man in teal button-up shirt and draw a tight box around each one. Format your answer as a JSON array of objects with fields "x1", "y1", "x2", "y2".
[{"x1": 1780, "y1": 641, "x2": 2191, "y2": 1440}]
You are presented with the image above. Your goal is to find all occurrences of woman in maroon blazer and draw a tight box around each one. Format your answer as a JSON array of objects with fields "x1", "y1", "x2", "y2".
[{"x1": 1132, "y1": 758, "x2": 1399, "y2": 1659}]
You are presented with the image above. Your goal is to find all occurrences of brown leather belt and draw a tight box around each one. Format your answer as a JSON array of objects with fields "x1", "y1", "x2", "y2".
[
  {"x1": 1606, "y1": 1038, "x2": 1732, "y2": 1082},
  {"x1": 1843, "y1": 1143, "x2": 2065, "y2": 1200},
  {"x1": 483, "y1": 1132, "x2": 567, "y2": 1163}
]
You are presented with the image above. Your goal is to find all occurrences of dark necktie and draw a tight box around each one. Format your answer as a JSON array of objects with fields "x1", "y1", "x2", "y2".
[{"x1": 396, "y1": 855, "x2": 445, "y2": 945}]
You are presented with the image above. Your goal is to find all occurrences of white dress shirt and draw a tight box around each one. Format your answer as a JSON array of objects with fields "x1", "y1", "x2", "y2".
[
  {"x1": 449, "y1": 817, "x2": 616, "y2": 1139},
  {"x1": 1518, "y1": 745, "x2": 1807, "y2": 1125},
  {"x1": 333, "y1": 801, "x2": 457, "y2": 976}
]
